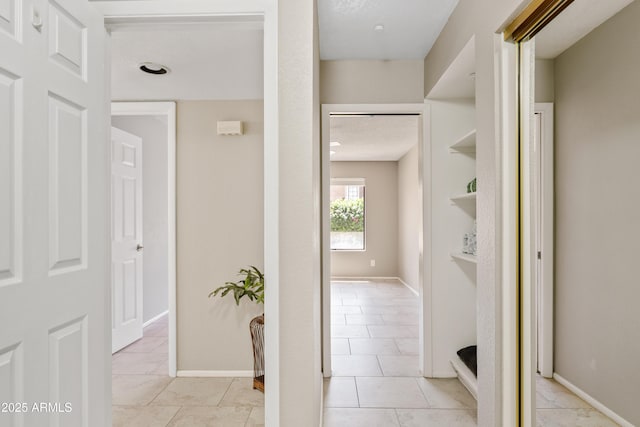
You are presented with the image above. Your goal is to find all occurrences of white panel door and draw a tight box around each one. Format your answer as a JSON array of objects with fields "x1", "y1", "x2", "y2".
[
  {"x1": 534, "y1": 105, "x2": 554, "y2": 378},
  {"x1": 534, "y1": 111, "x2": 543, "y2": 374},
  {"x1": 111, "y1": 127, "x2": 144, "y2": 353},
  {"x1": 0, "y1": 0, "x2": 109, "y2": 426}
]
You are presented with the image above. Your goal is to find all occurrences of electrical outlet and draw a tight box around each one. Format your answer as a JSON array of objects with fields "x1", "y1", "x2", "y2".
[{"x1": 370, "y1": 259, "x2": 376, "y2": 267}]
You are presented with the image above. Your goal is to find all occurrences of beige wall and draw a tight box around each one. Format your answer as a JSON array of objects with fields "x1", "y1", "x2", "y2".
[
  {"x1": 320, "y1": 60, "x2": 424, "y2": 104},
  {"x1": 424, "y1": 0, "x2": 527, "y2": 424},
  {"x1": 553, "y1": 2, "x2": 640, "y2": 424},
  {"x1": 397, "y1": 145, "x2": 419, "y2": 291},
  {"x1": 330, "y1": 161, "x2": 398, "y2": 277},
  {"x1": 535, "y1": 59, "x2": 555, "y2": 102},
  {"x1": 176, "y1": 100, "x2": 264, "y2": 372}
]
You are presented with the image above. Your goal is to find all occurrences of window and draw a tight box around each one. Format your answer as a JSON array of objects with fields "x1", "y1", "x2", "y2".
[
  {"x1": 330, "y1": 178, "x2": 365, "y2": 250},
  {"x1": 346, "y1": 185, "x2": 360, "y2": 200}
]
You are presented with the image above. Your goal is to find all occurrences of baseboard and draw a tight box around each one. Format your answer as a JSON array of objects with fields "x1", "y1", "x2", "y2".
[
  {"x1": 318, "y1": 371, "x2": 324, "y2": 427},
  {"x1": 450, "y1": 357, "x2": 478, "y2": 401},
  {"x1": 143, "y1": 310, "x2": 169, "y2": 328},
  {"x1": 331, "y1": 276, "x2": 420, "y2": 296},
  {"x1": 395, "y1": 277, "x2": 419, "y2": 296},
  {"x1": 331, "y1": 276, "x2": 399, "y2": 281},
  {"x1": 177, "y1": 370, "x2": 253, "y2": 378},
  {"x1": 552, "y1": 373, "x2": 633, "y2": 427},
  {"x1": 432, "y1": 370, "x2": 457, "y2": 378}
]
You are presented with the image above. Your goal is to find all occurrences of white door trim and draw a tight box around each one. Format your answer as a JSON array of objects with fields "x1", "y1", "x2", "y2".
[
  {"x1": 111, "y1": 101, "x2": 177, "y2": 376},
  {"x1": 534, "y1": 102, "x2": 554, "y2": 378},
  {"x1": 519, "y1": 39, "x2": 536, "y2": 427},
  {"x1": 495, "y1": 33, "x2": 519, "y2": 427},
  {"x1": 320, "y1": 103, "x2": 428, "y2": 377},
  {"x1": 94, "y1": 0, "x2": 266, "y2": 18},
  {"x1": 498, "y1": 37, "x2": 542, "y2": 427},
  {"x1": 99, "y1": 4, "x2": 280, "y2": 425}
]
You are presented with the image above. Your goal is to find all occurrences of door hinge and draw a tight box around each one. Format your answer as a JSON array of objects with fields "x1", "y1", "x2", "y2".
[{"x1": 537, "y1": 251, "x2": 542, "y2": 260}]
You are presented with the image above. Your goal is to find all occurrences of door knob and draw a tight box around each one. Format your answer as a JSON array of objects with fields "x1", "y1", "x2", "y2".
[
  {"x1": 32, "y1": 7, "x2": 43, "y2": 32},
  {"x1": 136, "y1": 244, "x2": 144, "y2": 252}
]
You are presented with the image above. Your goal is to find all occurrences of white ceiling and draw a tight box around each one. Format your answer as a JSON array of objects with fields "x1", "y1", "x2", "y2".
[
  {"x1": 330, "y1": 115, "x2": 419, "y2": 161},
  {"x1": 318, "y1": 0, "x2": 459, "y2": 60},
  {"x1": 535, "y1": 0, "x2": 633, "y2": 59},
  {"x1": 110, "y1": 23, "x2": 264, "y2": 101},
  {"x1": 107, "y1": 0, "x2": 632, "y2": 100}
]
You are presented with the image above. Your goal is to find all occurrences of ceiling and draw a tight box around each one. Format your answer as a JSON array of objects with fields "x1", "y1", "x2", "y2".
[
  {"x1": 111, "y1": 1, "x2": 460, "y2": 98},
  {"x1": 535, "y1": 0, "x2": 633, "y2": 59},
  {"x1": 110, "y1": 23, "x2": 264, "y2": 101},
  {"x1": 107, "y1": 0, "x2": 633, "y2": 100},
  {"x1": 329, "y1": 115, "x2": 419, "y2": 161},
  {"x1": 425, "y1": 0, "x2": 631, "y2": 97},
  {"x1": 318, "y1": 0, "x2": 459, "y2": 60}
]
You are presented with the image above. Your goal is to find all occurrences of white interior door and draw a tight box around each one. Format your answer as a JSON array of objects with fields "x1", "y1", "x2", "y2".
[
  {"x1": 0, "y1": 0, "x2": 110, "y2": 425},
  {"x1": 534, "y1": 112, "x2": 543, "y2": 373},
  {"x1": 111, "y1": 126, "x2": 144, "y2": 353},
  {"x1": 534, "y1": 104, "x2": 554, "y2": 378}
]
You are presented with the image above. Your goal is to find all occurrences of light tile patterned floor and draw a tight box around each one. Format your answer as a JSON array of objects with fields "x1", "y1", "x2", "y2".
[
  {"x1": 112, "y1": 315, "x2": 264, "y2": 427},
  {"x1": 111, "y1": 283, "x2": 619, "y2": 426},
  {"x1": 324, "y1": 279, "x2": 478, "y2": 426},
  {"x1": 324, "y1": 279, "x2": 619, "y2": 427}
]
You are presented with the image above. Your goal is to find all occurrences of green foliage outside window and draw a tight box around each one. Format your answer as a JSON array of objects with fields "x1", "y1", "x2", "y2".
[{"x1": 330, "y1": 198, "x2": 364, "y2": 232}]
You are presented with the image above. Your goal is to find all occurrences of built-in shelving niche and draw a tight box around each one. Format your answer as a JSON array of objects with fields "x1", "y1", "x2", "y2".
[{"x1": 426, "y1": 35, "x2": 478, "y2": 401}]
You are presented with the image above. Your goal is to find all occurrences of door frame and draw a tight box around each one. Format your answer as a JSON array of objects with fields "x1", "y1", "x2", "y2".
[
  {"x1": 97, "y1": 2, "x2": 282, "y2": 424},
  {"x1": 320, "y1": 103, "x2": 429, "y2": 377},
  {"x1": 496, "y1": 36, "x2": 554, "y2": 427},
  {"x1": 494, "y1": 33, "x2": 520, "y2": 427},
  {"x1": 111, "y1": 101, "x2": 177, "y2": 376}
]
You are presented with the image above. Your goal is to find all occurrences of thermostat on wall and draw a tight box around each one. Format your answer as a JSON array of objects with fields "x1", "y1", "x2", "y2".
[{"x1": 217, "y1": 121, "x2": 244, "y2": 136}]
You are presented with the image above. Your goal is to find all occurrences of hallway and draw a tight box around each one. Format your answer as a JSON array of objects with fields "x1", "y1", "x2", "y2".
[
  {"x1": 112, "y1": 315, "x2": 265, "y2": 426},
  {"x1": 323, "y1": 279, "x2": 477, "y2": 426}
]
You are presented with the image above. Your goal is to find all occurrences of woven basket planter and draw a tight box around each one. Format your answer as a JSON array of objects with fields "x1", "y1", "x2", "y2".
[{"x1": 250, "y1": 314, "x2": 265, "y2": 392}]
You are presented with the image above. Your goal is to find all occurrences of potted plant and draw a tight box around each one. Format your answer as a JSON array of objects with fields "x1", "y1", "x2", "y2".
[{"x1": 209, "y1": 266, "x2": 265, "y2": 392}]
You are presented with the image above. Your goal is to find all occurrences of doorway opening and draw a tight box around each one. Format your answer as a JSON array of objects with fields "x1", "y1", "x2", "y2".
[
  {"x1": 110, "y1": 102, "x2": 176, "y2": 378},
  {"x1": 321, "y1": 104, "x2": 426, "y2": 378},
  {"x1": 105, "y1": 15, "x2": 267, "y2": 425},
  {"x1": 327, "y1": 112, "x2": 422, "y2": 382},
  {"x1": 321, "y1": 104, "x2": 479, "y2": 422}
]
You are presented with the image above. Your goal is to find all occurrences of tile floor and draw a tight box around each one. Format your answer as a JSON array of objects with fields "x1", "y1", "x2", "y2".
[
  {"x1": 324, "y1": 279, "x2": 619, "y2": 427},
  {"x1": 111, "y1": 283, "x2": 618, "y2": 426},
  {"x1": 112, "y1": 314, "x2": 264, "y2": 426},
  {"x1": 324, "y1": 279, "x2": 477, "y2": 427},
  {"x1": 535, "y1": 375, "x2": 619, "y2": 426}
]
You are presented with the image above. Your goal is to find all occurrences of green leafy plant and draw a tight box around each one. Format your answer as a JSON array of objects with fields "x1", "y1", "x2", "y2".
[
  {"x1": 330, "y1": 198, "x2": 364, "y2": 232},
  {"x1": 209, "y1": 266, "x2": 264, "y2": 305}
]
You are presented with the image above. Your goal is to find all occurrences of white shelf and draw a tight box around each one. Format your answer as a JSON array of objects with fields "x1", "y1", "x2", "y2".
[
  {"x1": 450, "y1": 252, "x2": 477, "y2": 264},
  {"x1": 449, "y1": 129, "x2": 476, "y2": 153},
  {"x1": 450, "y1": 192, "x2": 476, "y2": 203},
  {"x1": 450, "y1": 356, "x2": 478, "y2": 401}
]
